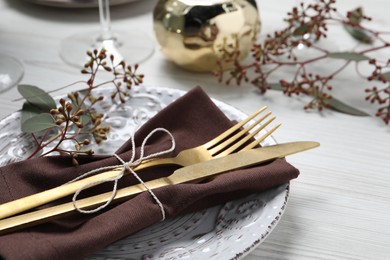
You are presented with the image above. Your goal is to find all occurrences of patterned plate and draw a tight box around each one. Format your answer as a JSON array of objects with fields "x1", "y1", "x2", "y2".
[{"x1": 0, "y1": 86, "x2": 289, "y2": 259}]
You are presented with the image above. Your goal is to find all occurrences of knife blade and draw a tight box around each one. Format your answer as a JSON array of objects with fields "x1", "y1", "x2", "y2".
[{"x1": 0, "y1": 141, "x2": 319, "y2": 235}]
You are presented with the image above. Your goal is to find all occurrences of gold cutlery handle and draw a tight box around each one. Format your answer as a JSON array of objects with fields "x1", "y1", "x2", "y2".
[
  {"x1": 0, "y1": 177, "x2": 169, "y2": 235},
  {"x1": 0, "y1": 158, "x2": 168, "y2": 220}
]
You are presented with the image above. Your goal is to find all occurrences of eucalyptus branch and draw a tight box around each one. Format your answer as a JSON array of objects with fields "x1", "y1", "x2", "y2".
[
  {"x1": 215, "y1": 0, "x2": 390, "y2": 124},
  {"x1": 18, "y1": 48, "x2": 144, "y2": 164}
]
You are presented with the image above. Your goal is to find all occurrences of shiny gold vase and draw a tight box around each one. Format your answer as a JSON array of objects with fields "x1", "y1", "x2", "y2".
[{"x1": 153, "y1": 0, "x2": 261, "y2": 72}]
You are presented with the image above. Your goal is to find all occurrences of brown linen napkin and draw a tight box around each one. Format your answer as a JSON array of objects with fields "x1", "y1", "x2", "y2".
[{"x1": 0, "y1": 87, "x2": 299, "y2": 260}]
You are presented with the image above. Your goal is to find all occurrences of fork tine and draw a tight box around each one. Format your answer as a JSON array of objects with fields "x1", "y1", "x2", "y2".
[
  {"x1": 214, "y1": 116, "x2": 280, "y2": 158},
  {"x1": 240, "y1": 123, "x2": 281, "y2": 151},
  {"x1": 208, "y1": 112, "x2": 273, "y2": 156},
  {"x1": 204, "y1": 106, "x2": 267, "y2": 149}
]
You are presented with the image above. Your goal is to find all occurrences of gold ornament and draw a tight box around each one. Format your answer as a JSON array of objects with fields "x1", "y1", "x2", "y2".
[{"x1": 153, "y1": 0, "x2": 261, "y2": 72}]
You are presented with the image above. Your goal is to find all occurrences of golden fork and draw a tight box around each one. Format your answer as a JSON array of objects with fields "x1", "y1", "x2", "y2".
[{"x1": 0, "y1": 106, "x2": 280, "y2": 219}]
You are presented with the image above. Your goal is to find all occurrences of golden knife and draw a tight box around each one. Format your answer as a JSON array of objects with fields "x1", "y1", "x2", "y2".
[{"x1": 0, "y1": 141, "x2": 319, "y2": 235}]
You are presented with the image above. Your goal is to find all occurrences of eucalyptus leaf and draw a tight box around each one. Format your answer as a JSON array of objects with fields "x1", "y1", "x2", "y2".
[
  {"x1": 380, "y1": 71, "x2": 390, "y2": 82},
  {"x1": 268, "y1": 82, "x2": 369, "y2": 116},
  {"x1": 269, "y1": 83, "x2": 284, "y2": 91},
  {"x1": 17, "y1": 85, "x2": 57, "y2": 112},
  {"x1": 292, "y1": 24, "x2": 309, "y2": 36},
  {"x1": 348, "y1": 7, "x2": 364, "y2": 24},
  {"x1": 327, "y1": 97, "x2": 369, "y2": 116},
  {"x1": 80, "y1": 114, "x2": 91, "y2": 125},
  {"x1": 344, "y1": 25, "x2": 373, "y2": 44},
  {"x1": 21, "y1": 102, "x2": 43, "y2": 124},
  {"x1": 328, "y1": 52, "x2": 370, "y2": 61},
  {"x1": 21, "y1": 113, "x2": 57, "y2": 133}
]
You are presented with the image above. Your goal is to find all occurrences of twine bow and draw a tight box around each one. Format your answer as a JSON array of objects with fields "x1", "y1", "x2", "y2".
[{"x1": 66, "y1": 128, "x2": 175, "y2": 221}]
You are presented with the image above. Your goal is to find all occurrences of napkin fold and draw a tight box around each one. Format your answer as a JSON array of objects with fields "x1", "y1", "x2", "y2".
[{"x1": 0, "y1": 87, "x2": 299, "y2": 260}]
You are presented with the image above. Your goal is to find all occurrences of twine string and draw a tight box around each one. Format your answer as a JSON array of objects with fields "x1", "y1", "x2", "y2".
[{"x1": 67, "y1": 127, "x2": 175, "y2": 220}]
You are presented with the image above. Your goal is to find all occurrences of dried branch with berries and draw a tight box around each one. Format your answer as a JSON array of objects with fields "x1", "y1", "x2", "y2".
[
  {"x1": 215, "y1": 0, "x2": 390, "y2": 124},
  {"x1": 18, "y1": 49, "x2": 144, "y2": 164}
]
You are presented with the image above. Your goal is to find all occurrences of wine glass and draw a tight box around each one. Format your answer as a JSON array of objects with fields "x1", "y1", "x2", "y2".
[
  {"x1": 0, "y1": 54, "x2": 24, "y2": 93},
  {"x1": 60, "y1": 0, "x2": 154, "y2": 68}
]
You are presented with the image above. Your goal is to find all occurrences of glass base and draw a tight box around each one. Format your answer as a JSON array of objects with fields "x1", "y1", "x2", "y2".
[
  {"x1": 0, "y1": 55, "x2": 24, "y2": 93},
  {"x1": 60, "y1": 30, "x2": 155, "y2": 68}
]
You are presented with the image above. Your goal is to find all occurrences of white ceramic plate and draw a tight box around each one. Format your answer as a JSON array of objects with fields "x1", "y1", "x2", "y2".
[{"x1": 0, "y1": 86, "x2": 289, "y2": 259}]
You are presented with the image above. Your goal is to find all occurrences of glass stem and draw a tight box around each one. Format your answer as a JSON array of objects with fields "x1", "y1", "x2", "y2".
[{"x1": 98, "y1": 0, "x2": 112, "y2": 40}]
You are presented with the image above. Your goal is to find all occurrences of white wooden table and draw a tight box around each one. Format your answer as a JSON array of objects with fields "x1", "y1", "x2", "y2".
[{"x1": 1, "y1": 0, "x2": 389, "y2": 259}]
